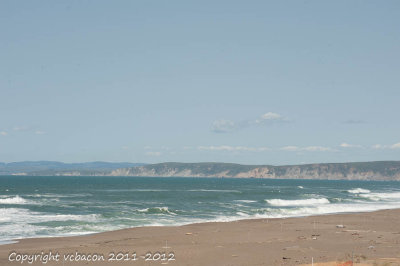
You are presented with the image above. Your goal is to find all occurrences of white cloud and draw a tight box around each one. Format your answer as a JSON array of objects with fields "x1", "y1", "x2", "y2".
[
  {"x1": 281, "y1": 145, "x2": 333, "y2": 152},
  {"x1": 371, "y1": 142, "x2": 400, "y2": 150},
  {"x1": 13, "y1": 126, "x2": 30, "y2": 132},
  {"x1": 371, "y1": 144, "x2": 384, "y2": 149},
  {"x1": 11, "y1": 126, "x2": 45, "y2": 135},
  {"x1": 0, "y1": 131, "x2": 7, "y2": 136},
  {"x1": 255, "y1": 112, "x2": 288, "y2": 124},
  {"x1": 212, "y1": 112, "x2": 288, "y2": 133},
  {"x1": 211, "y1": 119, "x2": 236, "y2": 133},
  {"x1": 261, "y1": 112, "x2": 284, "y2": 121},
  {"x1": 255, "y1": 147, "x2": 270, "y2": 151},
  {"x1": 183, "y1": 146, "x2": 193, "y2": 150},
  {"x1": 198, "y1": 145, "x2": 269, "y2": 152},
  {"x1": 303, "y1": 146, "x2": 332, "y2": 152},
  {"x1": 280, "y1": 146, "x2": 299, "y2": 151},
  {"x1": 391, "y1": 143, "x2": 400, "y2": 149},
  {"x1": 340, "y1": 143, "x2": 362, "y2": 148},
  {"x1": 145, "y1": 151, "x2": 162, "y2": 156}
]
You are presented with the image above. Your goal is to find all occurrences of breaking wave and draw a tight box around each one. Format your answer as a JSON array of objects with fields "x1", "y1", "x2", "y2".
[
  {"x1": 137, "y1": 207, "x2": 177, "y2": 215},
  {"x1": 359, "y1": 191, "x2": 400, "y2": 201},
  {"x1": 348, "y1": 188, "x2": 371, "y2": 194},
  {"x1": 187, "y1": 189, "x2": 240, "y2": 193},
  {"x1": 266, "y1": 198, "x2": 330, "y2": 206},
  {"x1": 0, "y1": 196, "x2": 29, "y2": 204},
  {"x1": 255, "y1": 202, "x2": 400, "y2": 219},
  {"x1": 234, "y1": 200, "x2": 257, "y2": 203}
]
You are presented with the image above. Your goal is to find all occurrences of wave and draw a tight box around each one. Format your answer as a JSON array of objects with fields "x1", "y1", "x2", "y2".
[
  {"x1": 0, "y1": 222, "x2": 113, "y2": 243},
  {"x1": 0, "y1": 196, "x2": 28, "y2": 204},
  {"x1": 255, "y1": 202, "x2": 400, "y2": 219},
  {"x1": 2, "y1": 201, "x2": 400, "y2": 243},
  {"x1": 187, "y1": 189, "x2": 240, "y2": 193},
  {"x1": 0, "y1": 207, "x2": 104, "y2": 242},
  {"x1": 26, "y1": 193, "x2": 92, "y2": 198},
  {"x1": 0, "y1": 208, "x2": 100, "y2": 223},
  {"x1": 101, "y1": 189, "x2": 170, "y2": 192},
  {"x1": 348, "y1": 188, "x2": 371, "y2": 194},
  {"x1": 298, "y1": 186, "x2": 304, "y2": 189},
  {"x1": 266, "y1": 198, "x2": 330, "y2": 206},
  {"x1": 359, "y1": 191, "x2": 400, "y2": 201},
  {"x1": 234, "y1": 200, "x2": 257, "y2": 203},
  {"x1": 0, "y1": 208, "x2": 29, "y2": 222},
  {"x1": 137, "y1": 207, "x2": 177, "y2": 215}
]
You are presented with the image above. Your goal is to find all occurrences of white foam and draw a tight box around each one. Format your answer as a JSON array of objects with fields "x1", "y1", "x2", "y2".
[
  {"x1": 0, "y1": 208, "x2": 100, "y2": 223},
  {"x1": 103, "y1": 189, "x2": 170, "y2": 192},
  {"x1": 298, "y1": 186, "x2": 304, "y2": 189},
  {"x1": 348, "y1": 188, "x2": 371, "y2": 194},
  {"x1": 255, "y1": 201, "x2": 400, "y2": 219},
  {"x1": 236, "y1": 212, "x2": 250, "y2": 217},
  {"x1": 0, "y1": 207, "x2": 103, "y2": 242},
  {"x1": 137, "y1": 207, "x2": 177, "y2": 215},
  {"x1": 0, "y1": 223, "x2": 45, "y2": 240},
  {"x1": 26, "y1": 193, "x2": 92, "y2": 198},
  {"x1": 359, "y1": 191, "x2": 400, "y2": 201},
  {"x1": 187, "y1": 189, "x2": 240, "y2": 193},
  {"x1": 0, "y1": 208, "x2": 29, "y2": 222},
  {"x1": 0, "y1": 196, "x2": 28, "y2": 204},
  {"x1": 234, "y1": 200, "x2": 257, "y2": 203},
  {"x1": 266, "y1": 198, "x2": 330, "y2": 206}
]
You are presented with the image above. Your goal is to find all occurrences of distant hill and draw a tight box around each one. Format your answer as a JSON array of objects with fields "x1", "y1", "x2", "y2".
[
  {"x1": 2, "y1": 161, "x2": 400, "y2": 181},
  {"x1": 110, "y1": 161, "x2": 400, "y2": 181},
  {"x1": 0, "y1": 161, "x2": 145, "y2": 176}
]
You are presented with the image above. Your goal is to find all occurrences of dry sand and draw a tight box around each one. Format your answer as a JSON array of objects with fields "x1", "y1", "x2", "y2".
[{"x1": 1, "y1": 209, "x2": 400, "y2": 266}]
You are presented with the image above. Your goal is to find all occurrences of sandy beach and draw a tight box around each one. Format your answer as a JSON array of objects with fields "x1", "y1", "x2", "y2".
[{"x1": 1, "y1": 209, "x2": 400, "y2": 266}]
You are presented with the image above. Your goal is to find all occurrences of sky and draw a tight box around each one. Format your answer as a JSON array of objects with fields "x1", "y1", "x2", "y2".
[{"x1": 1, "y1": 0, "x2": 400, "y2": 165}]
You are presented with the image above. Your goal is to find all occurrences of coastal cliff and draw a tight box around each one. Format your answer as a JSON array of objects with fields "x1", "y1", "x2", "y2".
[
  {"x1": 3, "y1": 161, "x2": 400, "y2": 181},
  {"x1": 110, "y1": 161, "x2": 400, "y2": 181}
]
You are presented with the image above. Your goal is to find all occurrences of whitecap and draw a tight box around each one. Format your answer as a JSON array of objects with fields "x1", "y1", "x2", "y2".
[
  {"x1": 359, "y1": 191, "x2": 400, "y2": 201},
  {"x1": 348, "y1": 188, "x2": 371, "y2": 194},
  {"x1": 266, "y1": 198, "x2": 330, "y2": 206},
  {"x1": 0, "y1": 196, "x2": 28, "y2": 204},
  {"x1": 255, "y1": 201, "x2": 400, "y2": 219},
  {"x1": 234, "y1": 200, "x2": 257, "y2": 203},
  {"x1": 187, "y1": 189, "x2": 240, "y2": 193},
  {"x1": 137, "y1": 207, "x2": 177, "y2": 215}
]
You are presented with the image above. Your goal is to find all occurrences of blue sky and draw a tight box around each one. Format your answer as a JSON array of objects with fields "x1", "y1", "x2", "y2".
[{"x1": 1, "y1": 0, "x2": 399, "y2": 165}]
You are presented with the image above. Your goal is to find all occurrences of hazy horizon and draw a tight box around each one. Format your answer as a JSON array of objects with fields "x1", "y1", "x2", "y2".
[{"x1": 1, "y1": 159, "x2": 400, "y2": 167}]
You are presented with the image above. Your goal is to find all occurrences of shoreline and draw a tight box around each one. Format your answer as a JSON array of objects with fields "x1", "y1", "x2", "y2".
[
  {"x1": 2, "y1": 207, "x2": 399, "y2": 245},
  {"x1": 2, "y1": 209, "x2": 400, "y2": 265}
]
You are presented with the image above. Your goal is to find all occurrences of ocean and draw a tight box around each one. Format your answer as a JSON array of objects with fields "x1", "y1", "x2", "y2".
[{"x1": 1, "y1": 176, "x2": 400, "y2": 243}]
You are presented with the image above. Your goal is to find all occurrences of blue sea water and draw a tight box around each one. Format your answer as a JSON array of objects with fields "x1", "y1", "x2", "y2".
[{"x1": 1, "y1": 176, "x2": 400, "y2": 242}]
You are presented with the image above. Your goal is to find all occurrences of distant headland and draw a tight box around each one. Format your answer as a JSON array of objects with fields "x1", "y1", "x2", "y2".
[{"x1": 2, "y1": 160, "x2": 400, "y2": 181}]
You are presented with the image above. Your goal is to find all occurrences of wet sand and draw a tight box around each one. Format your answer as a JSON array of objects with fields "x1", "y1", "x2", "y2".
[{"x1": 1, "y1": 209, "x2": 400, "y2": 265}]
